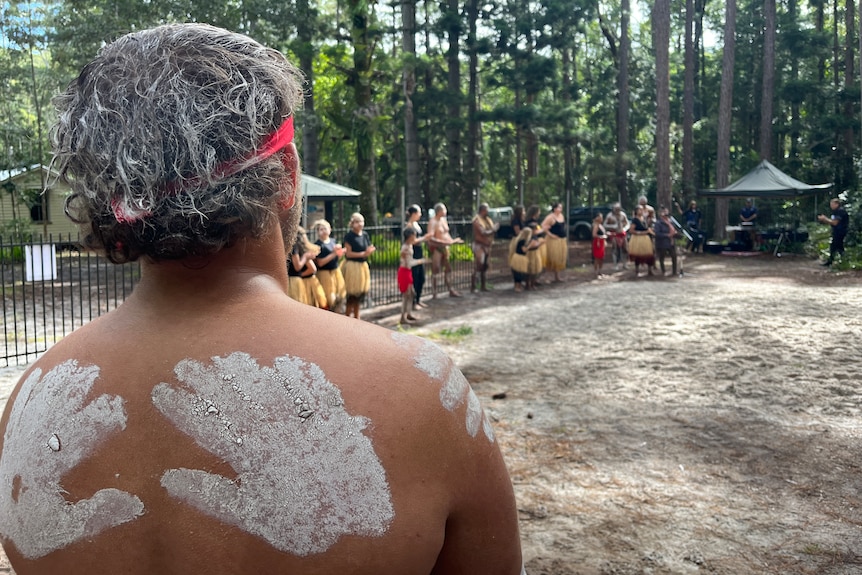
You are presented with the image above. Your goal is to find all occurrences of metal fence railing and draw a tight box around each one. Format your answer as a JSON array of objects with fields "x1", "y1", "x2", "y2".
[
  {"x1": 0, "y1": 234, "x2": 141, "y2": 366},
  {"x1": 0, "y1": 221, "x2": 525, "y2": 366}
]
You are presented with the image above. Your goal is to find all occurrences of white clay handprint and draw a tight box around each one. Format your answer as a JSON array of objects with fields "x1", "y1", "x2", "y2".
[
  {"x1": 151, "y1": 352, "x2": 393, "y2": 556},
  {"x1": 0, "y1": 361, "x2": 144, "y2": 558},
  {"x1": 392, "y1": 333, "x2": 495, "y2": 442}
]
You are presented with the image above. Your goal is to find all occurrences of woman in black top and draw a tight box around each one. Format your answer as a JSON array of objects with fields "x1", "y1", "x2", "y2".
[
  {"x1": 627, "y1": 206, "x2": 655, "y2": 276},
  {"x1": 511, "y1": 205, "x2": 525, "y2": 236},
  {"x1": 541, "y1": 202, "x2": 568, "y2": 282},
  {"x1": 342, "y1": 212, "x2": 376, "y2": 319},
  {"x1": 405, "y1": 205, "x2": 429, "y2": 308},
  {"x1": 313, "y1": 219, "x2": 346, "y2": 311}
]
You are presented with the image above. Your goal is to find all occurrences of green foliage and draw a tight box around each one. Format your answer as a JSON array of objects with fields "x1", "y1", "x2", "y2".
[
  {"x1": 367, "y1": 233, "x2": 402, "y2": 267},
  {"x1": 427, "y1": 325, "x2": 473, "y2": 343},
  {"x1": 0, "y1": 245, "x2": 25, "y2": 265},
  {"x1": 0, "y1": 218, "x2": 34, "y2": 243},
  {"x1": 449, "y1": 243, "x2": 473, "y2": 262},
  {"x1": 3, "y1": 0, "x2": 857, "y2": 240}
]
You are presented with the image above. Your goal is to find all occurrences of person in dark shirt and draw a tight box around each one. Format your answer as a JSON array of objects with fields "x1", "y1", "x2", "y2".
[
  {"x1": 739, "y1": 199, "x2": 758, "y2": 250},
  {"x1": 818, "y1": 198, "x2": 850, "y2": 266},
  {"x1": 653, "y1": 207, "x2": 678, "y2": 276},
  {"x1": 675, "y1": 200, "x2": 704, "y2": 253}
]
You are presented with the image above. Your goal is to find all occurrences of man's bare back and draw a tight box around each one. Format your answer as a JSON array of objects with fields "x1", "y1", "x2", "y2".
[
  {"x1": 0, "y1": 24, "x2": 522, "y2": 575},
  {"x1": 1, "y1": 260, "x2": 520, "y2": 573}
]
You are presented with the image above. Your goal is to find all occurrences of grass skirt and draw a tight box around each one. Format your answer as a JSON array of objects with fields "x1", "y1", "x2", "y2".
[
  {"x1": 288, "y1": 277, "x2": 309, "y2": 305},
  {"x1": 544, "y1": 236, "x2": 567, "y2": 271},
  {"x1": 509, "y1": 252, "x2": 529, "y2": 274},
  {"x1": 316, "y1": 268, "x2": 346, "y2": 309},
  {"x1": 538, "y1": 242, "x2": 548, "y2": 268},
  {"x1": 343, "y1": 260, "x2": 371, "y2": 297},
  {"x1": 303, "y1": 276, "x2": 329, "y2": 309},
  {"x1": 527, "y1": 249, "x2": 544, "y2": 275},
  {"x1": 628, "y1": 234, "x2": 655, "y2": 265}
]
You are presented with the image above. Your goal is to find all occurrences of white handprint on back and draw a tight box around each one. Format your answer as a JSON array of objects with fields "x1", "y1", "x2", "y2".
[
  {"x1": 0, "y1": 360, "x2": 144, "y2": 558},
  {"x1": 151, "y1": 352, "x2": 394, "y2": 556},
  {"x1": 392, "y1": 333, "x2": 495, "y2": 442}
]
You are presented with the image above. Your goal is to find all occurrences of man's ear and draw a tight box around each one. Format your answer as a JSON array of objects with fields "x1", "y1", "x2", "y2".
[{"x1": 279, "y1": 142, "x2": 301, "y2": 211}]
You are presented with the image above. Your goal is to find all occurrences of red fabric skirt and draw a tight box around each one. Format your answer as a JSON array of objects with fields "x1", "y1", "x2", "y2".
[
  {"x1": 397, "y1": 266, "x2": 414, "y2": 293},
  {"x1": 592, "y1": 237, "x2": 606, "y2": 260}
]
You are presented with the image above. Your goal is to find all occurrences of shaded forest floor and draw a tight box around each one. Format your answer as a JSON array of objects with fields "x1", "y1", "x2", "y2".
[
  {"x1": 371, "y1": 249, "x2": 862, "y2": 574},
  {"x1": 2, "y1": 248, "x2": 862, "y2": 574}
]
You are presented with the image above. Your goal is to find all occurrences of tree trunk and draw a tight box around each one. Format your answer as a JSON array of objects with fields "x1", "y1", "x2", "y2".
[
  {"x1": 683, "y1": 0, "x2": 695, "y2": 199},
  {"x1": 402, "y1": 0, "x2": 421, "y2": 207},
  {"x1": 562, "y1": 46, "x2": 575, "y2": 203},
  {"x1": 296, "y1": 0, "x2": 320, "y2": 177},
  {"x1": 715, "y1": 0, "x2": 736, "y2": 239},
  {"x1": 515, "y1": 89, "x2": 524, "y2": 206},
  {"x1": 616, "y1": 0, "x2": 630, "y2": 206},
  {"x1": 789, "y1": 0, "x2": 801, "y2": 167},
  {"x1": 422, "y1": 0, "x2": 435, "y2": 208},
  {"x1": 525, "y1": 92, "x2": 539, "y2": 206},
  {"x1": 653, "y1": 0, "x2": 672, "y2": 211},
  {"x1": 465, "y1": 0, "x2": 481, "y2": 211},
  {"x1": 759, "y1": 0, "x2": 776, "y2": 161},
  {"x1": 348, "y1": 0, "x2": 378, "y2": 224},
  {"x1": 445, "y1": 0, "x2": 464, "y2": 215},
  {"x1": 842, "y1": 0, "x2": 856, "y2": 190}
]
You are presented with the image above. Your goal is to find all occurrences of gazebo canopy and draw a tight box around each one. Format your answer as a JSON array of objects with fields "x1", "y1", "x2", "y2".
[
  {"x1": 698, "y1": 160, "x2": 832, "y2": 198},
  {"x1": 301, "y1": 174, "x2": 361, "y2": 201}
]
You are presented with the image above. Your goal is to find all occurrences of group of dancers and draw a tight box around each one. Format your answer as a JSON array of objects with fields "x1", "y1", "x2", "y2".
[
  {"x1": 287, "y1": 197, "x2": 682, "y2": 321},
  {"x1": 590, "y1": 196, "x2": 682, "y2": 278},
  {"x1": 287, "y1": 212, "x2": 376, "y2": 319},
  {"x1": 285, "y1": 203, "x2": 464, "y2": 324},
  {"x1": 507, "y1": 203, "x2": 569, "y2": 292}
]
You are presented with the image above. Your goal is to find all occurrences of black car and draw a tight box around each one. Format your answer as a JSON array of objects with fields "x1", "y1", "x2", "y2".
[{"x1": 568, "y1": 205, "x2": 614, "y2": 240}]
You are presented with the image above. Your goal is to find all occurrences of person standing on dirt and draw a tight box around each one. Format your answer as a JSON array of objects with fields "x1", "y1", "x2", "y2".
[
  {"x1": 654, "y1": 207, "x2": 678, "y2": 276},
  {"x1": 0, "y1": 23, "x2": 524, "y2": 575},
  {"x1": 817, "y1": 198, "x2": 849, "y2": 266},
  {"x1": 604, "y1": 202, "x2": 630, "y2": 270},
  {"x1": 511, "y1": 205, "x2": 525, "y2": 236},
  {"x1": 591, "y1": 212, "x2": 607, "y2": 278},
  {"x1": 675, "y1": 200, "x2": 704, "y2": 253},
  {"x1": 342, "y1": 212, "x2": 376, "y2": 319},
  {"x1": 405, "y1": 204, "x2": 430, "y2": 308},
  {"x1": 628, "y1": 206, "x2": 656, "y2": 276},
  {"x1": 739, "y1": 198, "x2": 758, "y2": 250},
  {"x1": 637, "y1": 195, "x2": 656, "y2": 228},
  {"x1": 541, "y1": 202, "x2": 568, "y2": 282},
  {"x1": 428, "y1": 202, "x2": 464, "y2": 298},
  {"x1": 471, "y1": 203, "x2": 499, "y2": 292}
]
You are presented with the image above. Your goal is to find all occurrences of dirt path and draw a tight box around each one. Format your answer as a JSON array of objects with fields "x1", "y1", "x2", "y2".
[
  {"x1": 374, "y1": 252, "x2": 862, "y2": 575},
  {"x1": 2, "y1": 250, "x2": 861, "y2": 574}
]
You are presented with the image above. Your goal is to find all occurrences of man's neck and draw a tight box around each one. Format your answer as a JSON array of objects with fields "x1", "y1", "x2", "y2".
[{"x1": 132, "y1": 229, "x2": 290, "y2": 309}]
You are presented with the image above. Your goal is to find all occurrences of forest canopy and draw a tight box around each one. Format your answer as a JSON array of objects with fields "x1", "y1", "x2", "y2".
[{"x1": 1, "y1": 0, "x2": 859, "y2": 242}]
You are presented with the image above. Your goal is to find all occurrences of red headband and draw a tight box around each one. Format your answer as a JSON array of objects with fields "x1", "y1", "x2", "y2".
[{"x1": 112, "y1": 117, "x2": 295, "y2": 223}]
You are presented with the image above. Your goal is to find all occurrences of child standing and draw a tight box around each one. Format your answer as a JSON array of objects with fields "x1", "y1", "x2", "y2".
[
  {"x1": 591, "y1": 213, "x2": 607, "y2": 278},
  {"x1": 399, "y1": 227, "x2": 428, "y2": 324},
  {"x1": 508, "y1": 227, "x2": 533, "y2": 293},
  {"x1": 343, "y1": 212, "x2": 376, "y2": 319},
  {"x1": 312, "y1": 219, "x2": 346, "y2": 312}
]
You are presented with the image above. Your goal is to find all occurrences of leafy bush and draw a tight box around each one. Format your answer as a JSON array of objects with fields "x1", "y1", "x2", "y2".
[
  {"x1": 366, "y1": 233, "x2": 475, "y2": 266},
  {"x1": 0, "y1": 218, "x2": 34, "y2": 243},
  {"x1": 368, "y1": 234, "x2": 401, "y2": 267},
  {"x1": 0, "y1": 246, "x2": 25, "y2": 264}
]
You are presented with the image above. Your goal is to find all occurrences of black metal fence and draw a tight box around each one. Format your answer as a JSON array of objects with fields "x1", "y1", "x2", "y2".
[
  {"x1": 0, "y1": 220, "x2": 515, "y2": 366},
  {"x1": 0, "y1": 234, "x2": 141, "y2": 366}
]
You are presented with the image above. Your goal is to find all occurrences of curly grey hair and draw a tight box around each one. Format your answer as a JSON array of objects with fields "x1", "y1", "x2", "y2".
[{"x1": 51, "y1": 23, "x2": 304, "y2": 263}]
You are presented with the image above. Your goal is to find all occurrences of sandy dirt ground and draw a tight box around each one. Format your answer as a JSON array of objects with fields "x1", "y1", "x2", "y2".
[{"x1": 1, "y1": 248, "x2": 861, "y2": 574}]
